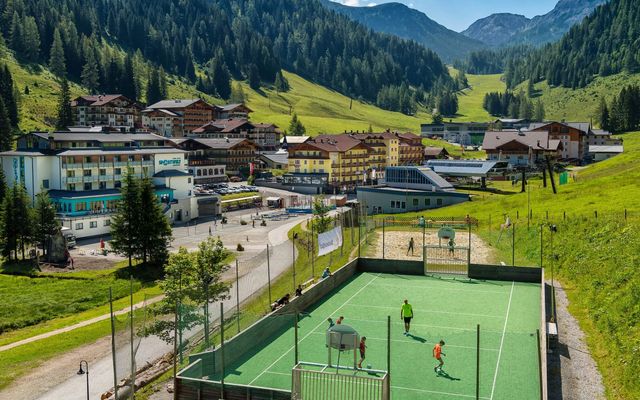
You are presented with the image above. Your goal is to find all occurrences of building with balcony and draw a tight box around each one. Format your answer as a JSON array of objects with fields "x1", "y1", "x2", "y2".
[
  {"x1": 421, "y1": 121, "x2": 490, "y2": 146},
  {"x1": 0, "y1": 130, "x2": 197, "y2": 238},
  {"x1": 142, "y1": 99, "x2": 218, "y2": 137},
  {"x1": 171, "y1": 138, "x2": 258, "y2": 177},
  {"x1": 71, "y1": 94, "x2": 142, "y2": 128},
  {"x1": 287, "y1": 135, "x2": 371, "y2": 191},
  {"x1": 482, "y1": 129, "x2": 562, "y2": 167},
  {"x1": 190, "y1": 119, "x2": 281, "y2": 150}
]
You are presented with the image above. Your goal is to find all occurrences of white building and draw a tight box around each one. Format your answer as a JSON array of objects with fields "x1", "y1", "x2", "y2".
[{"x1": 0, "y1": 131, "x2": 198, "y2": 239}]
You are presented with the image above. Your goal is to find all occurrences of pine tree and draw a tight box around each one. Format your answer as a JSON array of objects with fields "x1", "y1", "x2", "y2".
[
  {"x1": 0, "y1": 64, "x2": 19, "y2": 126},
  {"x1": 0, "y1": 98, "x2": 12, "y2": 151},
  {"x1": 109, "y1": 172, "x2": 140, "y2": 270},
  {"x1": 81, "y1": 50, "x2": 100, "y2": 92},
  {"x1": 212, "y1": 60, "x2": 231, "y2": 100},
  {"x1": 120, "y1": 54, "x2": 137, "y2": 100},
  {"x1": 230, "y1": 82, "x2": 245, "y2": 104},
  {"x1": 12, "y1": 185, "x2": 33, "y2": 260},
  {"x1": 0, "y1": 168, "x2": 7, "y2": 205},
  {"x1": 22, "y1": 16, "x2": 40, "y2": 62},
  {"x1": 34, "y1": 190, "x2": 59, "y2": 258},
  {"x1": 49, "y1": 29, "x2": 66, "y2": 78},
  {"x1": 0, "y1": 185, "x2": 17, "y2": 260},
  {"x1": 596, "y1": 97, "x2": 610, "y2": 130},
  {"x1": 9, "y1": 12, "x2": 22, "y2": 55},
  {"x1": 534, "y1": 100, "x2": 546, "y2": 122},
  {"x1": 158, "y1": 67, "x2": 168, "y2": 100},
  {"x1": 289, "y1": 113, "x2": 306, "y2": 136},
  {"x1": 137, "y1": 177, "x2": 172, "y2": 267},
  {"x1": 274, "y1": 71, "x2": 289, "y2": 93},
  {"x1": 146, "y1": 68, "x2": 162, "y2": 105},
  {"x1": 55, "y1": 78, "x2": 74, "y2": 130},
  {"x1": 247, "y1": 64, "x2": 260, "y2": 90}
]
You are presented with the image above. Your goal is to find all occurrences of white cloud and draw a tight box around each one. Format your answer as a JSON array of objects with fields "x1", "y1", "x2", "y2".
[
  {"x1": 367, "y1": 2, "x2": 377, "y2": 6},
  {"x1": 336, "y1": 0, "x2": 363, "y2": 6}
]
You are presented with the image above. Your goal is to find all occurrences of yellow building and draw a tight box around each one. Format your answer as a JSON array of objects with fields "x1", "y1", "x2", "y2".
[
  {"x1": 288, "y1": 135, "x2": 371, "y2": 188},
  {"x1": 287, "y1": 132, "x2": 422, "y2": 190}
]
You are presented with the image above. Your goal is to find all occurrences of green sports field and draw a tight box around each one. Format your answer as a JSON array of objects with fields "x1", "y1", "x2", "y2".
[{"x1": 210, "y1": 272, "x2": 541, "y2": 400}]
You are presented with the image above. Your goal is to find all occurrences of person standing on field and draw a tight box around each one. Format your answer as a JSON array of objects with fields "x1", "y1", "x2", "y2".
[
  {"x1": 401, "y1": 299, "x2": 413, "y2": 335},
  {"x1": 407, "y1": 237, "x2": 415, "y2": 255}
]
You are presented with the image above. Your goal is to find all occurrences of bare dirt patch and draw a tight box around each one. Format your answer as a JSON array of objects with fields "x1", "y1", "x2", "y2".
[
  {"x1": 367, "y1": 230, "x2": 495, "y2": 264},
  {"x1": 39, "y1": 256, "x2": 117, "y2": 273}
]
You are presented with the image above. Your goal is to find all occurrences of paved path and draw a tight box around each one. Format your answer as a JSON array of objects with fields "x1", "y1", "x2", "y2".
[
  {"x1": 0, "y1": 296, "x2": 164, "y2": 353},
  {"x1": 7, "y1": 217, "x2": 305, "y2": 400}
]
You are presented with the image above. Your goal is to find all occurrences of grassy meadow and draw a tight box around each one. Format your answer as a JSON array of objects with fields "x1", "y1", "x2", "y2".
[
  {"x1": 377, "y1": 132, "x2": 640, "y2": 399},
  {"x1": 452, "y1": 72, "x2": 506, "y2": 123}
]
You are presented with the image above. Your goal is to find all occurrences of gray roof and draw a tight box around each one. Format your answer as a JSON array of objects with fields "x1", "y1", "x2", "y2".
[
  {"x1": 590, "y1": 129, "x2": 613, "y2": 136},
  {"x1": 483, "y1": 130, "x2": 559, "y2": 151},
  {"x1": 141, "y1": 108, "x2": 179, "y2": 117},
  {"x1": 183, "y1": 138, "x2": 252, "y2": 149},
  {"x1": 153, "y1": 170, "x2": 191, "y2": 178},
  {"x1": 57, "y1": 148, "x2": 185, "y2": 156},
  {"x1": 33, "y1": 132, "x2": 166, "y2": 143},
  {"x1": 426, "y1": 159, "x2": 507, "y2": 177},
  {"x1": 260, "y1": 153, "x2": 288, "y2": 164},
  {"x1": 0, "y1": 150, "x2": 46, "y2": 157},
  {"x1": 146, "y1": 99, "x2": 210, "y2": 110},
  {"x1": 588, "y1": 145, "x2": 624, "y2": 153},
  {"x1": 528, "y1": 121, "x2": 592, "y2": 133}
]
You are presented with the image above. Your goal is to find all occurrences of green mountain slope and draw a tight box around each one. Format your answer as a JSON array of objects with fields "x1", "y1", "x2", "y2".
[{"x1": 393, "y1": 132, "x2": 640, "y2": 398}]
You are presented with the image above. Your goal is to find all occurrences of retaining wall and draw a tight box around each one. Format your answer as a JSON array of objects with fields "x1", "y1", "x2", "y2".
[
  {"x1": 357, "y1": 258, "x2": 424, "y2": 275},
  {"x1": 468, "y1": 264, "x2": 542, "y2": 282}
]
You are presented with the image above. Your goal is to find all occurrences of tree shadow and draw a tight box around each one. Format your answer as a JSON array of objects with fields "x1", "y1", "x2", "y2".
[{"x1": 114, "y1": 262, "x2": 164, "y2": 283}]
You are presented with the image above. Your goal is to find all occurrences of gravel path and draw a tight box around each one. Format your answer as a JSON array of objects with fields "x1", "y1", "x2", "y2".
[{"x1": 548, "y1": 281, "x2": 605, "y2": 400}]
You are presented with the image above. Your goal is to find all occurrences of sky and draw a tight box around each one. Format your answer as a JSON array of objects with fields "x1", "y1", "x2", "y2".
[{"x1": 331, "y1": 0, "x2": 560, "y2": 32}]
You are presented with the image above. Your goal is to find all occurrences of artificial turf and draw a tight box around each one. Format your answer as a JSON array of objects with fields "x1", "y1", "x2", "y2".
[{"x1": 210, "y1": 272, "x2": 541, "y2": 400}]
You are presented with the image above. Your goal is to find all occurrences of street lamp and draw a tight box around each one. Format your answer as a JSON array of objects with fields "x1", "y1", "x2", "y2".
[
  {"x1": 292, "y1": 232, "x2": 298, "y2": 291},
  {"x1": 77, "y1": 360, "x2": 89, "y2": 400},
  {"x1": 549, "y1": 224, "x2": 558, "y2": 323}
]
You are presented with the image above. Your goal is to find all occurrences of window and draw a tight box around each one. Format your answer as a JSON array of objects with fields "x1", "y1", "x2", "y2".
[
  {"x1": 114, "y1": 181, "x2": 121, "y2": 188},
  {"x1": 67, "y1": 170, "x2": 75, "y2": 177},
  {"x1": 436, "y1": 198, "x2": 443, "y2": 206},
  {"x1": 75, "y1": 223, "x2": 84, "y2": 230},
  {"x1": 83, "y1": 169, "x2": 92, "y2": 177},
  {"x1": 84, "y1": 156, "x2": 91, "y2": 163},
  {"x1": 99, "y1": 169, "x2": 106, "y2": 176},
  {"x1": 99, "y1": 182, "x2": 107, "y2": 190},
  {"x1": 188, "y1": 178, "x2": 191, "y2": 183},
  {"x1": 42, "y1": 179, "x2": 49, "y2": 189},
  {"x1": 115, "y1": 168, "x2": 121, "y2": 175},
  {"x1": 197, "y1": 169, "x2": 202, "y2": 176},
  {"x1": 114, "y1": 155, "x2": 121, "y2": 162},
  {"x1": 413, "y1": 199, "x2": 418, "y2": 206},
  {"x1": 99, "y1": 156, "x2": 106, "y2": 162},
  {"x1": 90, "y1": 221, "x2": 97, "y2": 228},
  {"x1": 390, "y1": 201, "x2": 395, "y2": 208},
  {"x1": 401, "y1": 202, "x2": 406, "y2": 209},
  {"x1": 425, "y1": 198, "x2": 431, "y2": 206},
  {"x1": 84, "y1": 182, "x2": 92, "y2": 190},
  {"x1": 104, "y1": 219, "x2": 111, "y2": 226},
  {"x1": 68, "y1": 184, "x2": 76, "y2": 191}
]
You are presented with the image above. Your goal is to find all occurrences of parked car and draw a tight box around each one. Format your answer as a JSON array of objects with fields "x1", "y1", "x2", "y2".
[{"x1": 229, "y1": 176, "x2": 242, "y2": 182}]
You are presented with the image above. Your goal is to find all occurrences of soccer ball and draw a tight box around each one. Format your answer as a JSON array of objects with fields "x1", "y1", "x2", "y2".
[{"x1": 367, "y1": 364, "x2": 372, "y2": 369}]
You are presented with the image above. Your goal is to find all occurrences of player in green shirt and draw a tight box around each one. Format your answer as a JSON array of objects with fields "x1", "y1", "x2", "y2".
[{"x1": 401, "y1": 299, "x2": 413, "y2": 335}]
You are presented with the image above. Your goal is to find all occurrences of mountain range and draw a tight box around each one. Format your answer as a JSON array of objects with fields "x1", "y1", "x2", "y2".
[
  {"x1": 462, "y1": 0, "x2": 608, "y2": 47},
  {"x1": 321, "y1": 0, "x2": 485, "y2": 63}
]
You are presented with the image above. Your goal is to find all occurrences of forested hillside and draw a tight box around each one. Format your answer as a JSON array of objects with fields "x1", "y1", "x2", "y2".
[
  {"x1": 321, "y1": 0, "x2": 485, "y2": 63},
  {"x1": 0, "y1": 0, "x2": 454, "y2": 114},
  {"x1": 502, "y1": 0, "x2": 638, "y2": 89}
]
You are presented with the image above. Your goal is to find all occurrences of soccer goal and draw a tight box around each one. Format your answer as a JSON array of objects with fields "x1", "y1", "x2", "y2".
[
  {"x1": 291, "y1": 362, "x2": 389, "y2": 400},
  {"x1": 423, "y1": 244, "x2": 470, "y2": 275}
]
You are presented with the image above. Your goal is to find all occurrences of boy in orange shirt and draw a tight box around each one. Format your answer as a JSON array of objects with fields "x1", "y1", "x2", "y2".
[{"x1": 433, "y1": 340, "x2": 446, "y2": 373}]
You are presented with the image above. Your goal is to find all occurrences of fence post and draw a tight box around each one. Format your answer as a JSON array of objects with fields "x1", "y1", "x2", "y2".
[
  {"x1": 594, "y1": 210, "x2": 598, "y2": 219},
  {"x1": 624, "y1": 208, "x2": 627, "y2": 221},
  {"x1": 266, "y1": 244, "x2": 272, "y2": 306},
  {"x1": 382, "y1": 219, "x2": 385, "y2": 259},
  {"x1": 467, "y1": 223, "x2": 471, "y2": 266},
  {"x1": 235, "y1": 260, "x2": 240, "y2": 334},
  {"x1": 512, "y1": 223, "x2": 516, "y2": 267},
  {"x1": 220, "y1": 302, "x2": 225, "y2": 400},
  {"x1": 476, "y1": 324, "x2": 480, "y2": 400}
]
